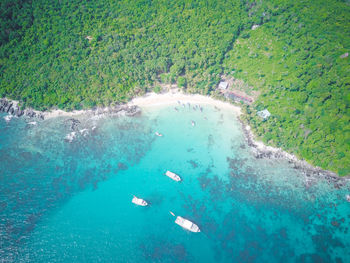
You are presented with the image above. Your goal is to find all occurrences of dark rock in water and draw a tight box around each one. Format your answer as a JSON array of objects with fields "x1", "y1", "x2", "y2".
[
  {"x1": 25, "y1": 109, "x2": 36, "y2": 118},
  {"x1": 65, "y1": 118, "x2": 81, "y2": 131},
  {"x1": 5, "y1": 103, "x2": 12, "y2": 113},
  {"x1": 17, "y1": 109, "x2": 24, "y2": 117}
]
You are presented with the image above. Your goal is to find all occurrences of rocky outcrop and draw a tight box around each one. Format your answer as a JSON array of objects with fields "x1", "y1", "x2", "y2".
[
  {"x1": 101, "y1": 105, "x2": 141, "y2": 117},
  {"x1": 0, "y1": 98, "x2": 141, "y2": 120},
  {"x1": 237, "y1": 116, "x2": 347, "y2": 183},
  {"x1": 64, "y1": 118, "x2": 81, "y2": 131},
  {"x1": 0, "y1": 98, "x2": 44, "y2": 119}
]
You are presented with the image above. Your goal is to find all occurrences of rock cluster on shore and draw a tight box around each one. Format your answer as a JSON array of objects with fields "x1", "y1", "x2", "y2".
[
  {"x1": 238, "y1": 116, "x2": 348, "y2": 185},
  {"x1": 94, "y1": 105, "x2": 141, "y2": 117},
  {"x1": 0, "y1": 98, "x2": 141, "y2": 120},
  {"x1": 0, "y1": 98, "x2": 45, "y2": 119}
]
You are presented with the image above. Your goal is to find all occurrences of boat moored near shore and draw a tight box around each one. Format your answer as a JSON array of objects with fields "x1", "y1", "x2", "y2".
[
  {"x1": 175, "y1": 216, "x2": 200, "y2": 233},
  {"x1": 132, "y1": 196, "x2": 148, "y2": 206},
  {"x1": 165, "y1": 171, "x2": 181, "y2": 182}
]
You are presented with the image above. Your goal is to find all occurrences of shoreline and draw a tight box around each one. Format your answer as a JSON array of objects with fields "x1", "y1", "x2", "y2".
[
  {"x1": 128, "y1": 90, "x2": 242, "y2": 114},
  {"x1": 1, "y1": 92, "x2": 347, "y2": 180},
  {"x1": 238, "y1": 118, "x2": 347, "y2": 183}
]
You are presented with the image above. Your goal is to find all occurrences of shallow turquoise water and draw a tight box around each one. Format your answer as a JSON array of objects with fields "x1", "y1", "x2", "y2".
[{"x1": 0, "y1": 104, "x2": 349, "y2": 263}]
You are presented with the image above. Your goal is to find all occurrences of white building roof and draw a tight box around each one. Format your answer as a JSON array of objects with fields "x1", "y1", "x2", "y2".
[
  {"x1": 257, "y1": 109, "x2": 271, "y2": 119},
  {"x1": 218, "y1": 81, "x2": 228, "y2": 90}
]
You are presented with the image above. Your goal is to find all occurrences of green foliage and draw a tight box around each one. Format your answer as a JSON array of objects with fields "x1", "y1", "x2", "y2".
[
  {"x1": 0, "y1": 0, "x2": 248, "y2": 110},
  {"x1": 224, "y1": 0, "x2": 350, "y2": 175},
  {"x1": 177, "y1": 76, "x2": 187, "y2": 88},
  {"x1": 153, "y1": 86, "x2": 161, "y2": 94}
]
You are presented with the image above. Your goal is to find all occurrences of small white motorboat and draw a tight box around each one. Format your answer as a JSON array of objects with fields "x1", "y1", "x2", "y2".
[
  {"x1": 155, "y1": 132, "x2": 163, "y2": 137},
  {"x1": 28, "y1": 121, "x2": 37, "y2": 126},
  {"x1": 132, "y1": 196, "x2": 148, "y2": 206},
  {"x1": 175, "y1": 216, "x2": 200, "y2": 233},
  {"x1": 191, "y1": 120, "x2": 196, "y2": 126},
  {"x1": 165, "y1": 171, "x2": 181, "y2": 182}
]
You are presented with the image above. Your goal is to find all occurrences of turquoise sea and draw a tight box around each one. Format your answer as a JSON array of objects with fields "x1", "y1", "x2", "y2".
[{"x1": 0, "y1": 103, "x2": 349, "y2": 263}]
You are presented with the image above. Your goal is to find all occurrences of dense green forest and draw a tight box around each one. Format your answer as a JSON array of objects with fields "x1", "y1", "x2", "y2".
[
  {"x1": 0, "y1": 0, "x2": 349, "y2": 175},
  {"x1": 223, "y1": 1, "x2": 350, "y2": 175}
]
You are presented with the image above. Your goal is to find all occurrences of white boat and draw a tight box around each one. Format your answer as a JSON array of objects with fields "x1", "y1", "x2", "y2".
[
  {"x1": 165, "y1": 171, "x2": 181, "y2": 182},
  {"x1": 155, "y1": 132, "x2": 163, "y2": 137},
  {"x1": 132, "y1": 196, "x2": 148, "y2": 206},
  {"x1": 191, "y1": 120, "x2": 195, "y2": 126},
  {"x1": 175, "y1": 216, "x2": 200, "y2": 232}
]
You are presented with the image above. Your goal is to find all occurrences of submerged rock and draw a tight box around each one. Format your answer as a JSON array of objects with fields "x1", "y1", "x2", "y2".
[{"x1": 65, "y1": 118, "x2": 81, "y2": 131}]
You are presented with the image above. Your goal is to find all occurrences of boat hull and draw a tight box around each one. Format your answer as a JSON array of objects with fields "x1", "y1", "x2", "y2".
[
  {"x1": 132, "y1": 196, "x2": 148, "y2": 206},
  {"x1": 165, "y1": 171, "x2": 181, "y2": 181},
  {"x1": 175, "y1": 216, "x2": 200, "y2": 232}
]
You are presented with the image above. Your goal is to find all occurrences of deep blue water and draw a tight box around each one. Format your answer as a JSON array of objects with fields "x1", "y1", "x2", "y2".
[{"x1": 0, "y1": 103, "x2": 349, "y2": 263}]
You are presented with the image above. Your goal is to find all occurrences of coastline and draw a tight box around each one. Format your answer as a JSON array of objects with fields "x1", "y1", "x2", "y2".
[
  {"x1": 128, "y1": 90, "x2": 242, "y2": 115},
  {"x1": 239, "y1": 119, "x2": 346, "y2": 183},
  {"x1": 0, "y1": 92, "x2": 346, "y2": 181}
]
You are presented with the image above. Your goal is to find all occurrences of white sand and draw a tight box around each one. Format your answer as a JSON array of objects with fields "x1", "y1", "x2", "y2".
[
  {"x1": 129, "y1": 91, "x2": 242, "y2": 115},
  {"x1": 43, "y1": 90, "x2": 242, "y2": 119}
]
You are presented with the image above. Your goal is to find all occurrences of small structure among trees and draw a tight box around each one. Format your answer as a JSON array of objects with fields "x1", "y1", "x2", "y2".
[
  {"x1": 257, "y1": 109, "x2": 271, "y2": 120},
  {"x1": 218, "y1": 81, "x2": 228, "y2": 90}
]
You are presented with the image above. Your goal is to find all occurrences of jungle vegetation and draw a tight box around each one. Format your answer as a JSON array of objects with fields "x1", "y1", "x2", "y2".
[{"x1": 0, "y1": 0, "x2": 349, "y2": 175}]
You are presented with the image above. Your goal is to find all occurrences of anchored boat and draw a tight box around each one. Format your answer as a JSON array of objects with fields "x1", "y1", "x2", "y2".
[
  {"x1": 132, "y1": 196, "x2": 148, "y2": 206},
  {"x1": 155, "y1": 132, "x2": 163, "y2": 137},
  {"x1": 174, "y1": 215, "x2": 200, "y2": 233},
  {"x1": 165, "y1": 171, "x2": 181, "y2": 182}
]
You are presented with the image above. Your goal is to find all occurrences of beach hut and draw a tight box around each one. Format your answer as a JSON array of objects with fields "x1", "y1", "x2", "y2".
[
  {"x1": 257, "y1": 109, "x2": 271, "y2": 120},
  {"x1": 218, "y1": 81, "x2": 228, "y2": 90}
]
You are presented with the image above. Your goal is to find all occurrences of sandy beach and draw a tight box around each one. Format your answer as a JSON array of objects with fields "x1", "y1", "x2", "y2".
[
  {"x1": 41, "y1": 90, "x2": 242, "y2": 119},
  {"x1": 129, "y1": 90, "x2": 242, "y2": 115}
]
